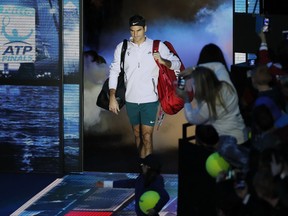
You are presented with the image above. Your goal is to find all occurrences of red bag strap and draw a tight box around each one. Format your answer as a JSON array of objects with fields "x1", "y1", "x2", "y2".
[
  {"x1": 153, "y1": 40, "x2": 160, "y2": 53},
  {"x1": 153, "y1": 40, "x2": 167, "y2": 129},
  {"x1": 153, "y1": 40, "x2": 167, "y2": 75},
  {"x1": 153, "y1": 40, "x2": 162, "y2": 69}
]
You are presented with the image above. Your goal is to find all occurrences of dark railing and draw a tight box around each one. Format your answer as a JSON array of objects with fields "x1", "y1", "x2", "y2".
[{"x1": 180, "y1": 122, "x2": 196, "y2": 143}]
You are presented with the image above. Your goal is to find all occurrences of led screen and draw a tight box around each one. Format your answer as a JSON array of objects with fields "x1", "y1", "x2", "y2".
[
  {"x1": 0, "y1": 0, "x2": 62, "y2": 173},
  {"x1": 63, "y1": 0, "x2": 81, "y2": 172},
  {"x1": 0, "y1": 0, "x2": 82, "y2": 174},
  {"x1": 0, "y1": 85, "x2": 61, "y2": 173}
]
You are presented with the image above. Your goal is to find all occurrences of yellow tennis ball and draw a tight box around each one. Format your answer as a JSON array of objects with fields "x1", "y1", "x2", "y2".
[
  {"x1": 139, "y1": 190, "x2": 160, "y2": 214},
  {"x1": 205, "y1": 152, "x2": 230, "y2": 177}
]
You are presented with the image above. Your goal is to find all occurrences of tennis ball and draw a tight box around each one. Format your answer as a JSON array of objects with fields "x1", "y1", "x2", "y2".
[
  {"x1": 205, "y1": 152, "x2": 230, "y2": 177},
  {"x1": 139, "y1": 190, "x2": 160, "y2": 214}
]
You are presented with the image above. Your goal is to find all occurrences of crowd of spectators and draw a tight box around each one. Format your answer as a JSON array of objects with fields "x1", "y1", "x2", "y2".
[{"x1": 177, "y1": 28, "x2": 288, "y2": 215}]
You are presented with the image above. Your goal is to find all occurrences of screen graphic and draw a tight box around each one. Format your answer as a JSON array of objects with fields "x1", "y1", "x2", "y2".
[
  {"x1": 0, "y1": 1, "x2": 60, "y2": 81},
  {"x1": 0, "y1": 5, "x2": 35, "y2": 63}
]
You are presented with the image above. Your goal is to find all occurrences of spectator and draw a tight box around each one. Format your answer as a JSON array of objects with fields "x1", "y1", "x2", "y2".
[
  {"x1": 257, "y1": 30, "x2": 288, "y2": 77},
  {"x1": 253, "y1": 169, "x2": 288, "y2": 216},
  {"x1": 96, "y1": 154, "x2": 170, "y2": 216},
  {"x1": 176, "y1": 66, "x2": 249, "y2": 146},
  {"x1": 253, "y1": 96, "x2": 288, "y2": 129},
  {"x1": 251, "y1": 104, "x2": 280, "y2": 151},
  {"x1": 179, "y1": 43, "x2": 235, "y2": 92},
  {"x1": 197, "y1": 43, "x2": 234, "y2": 87},
  {"x1": 195, "y1": 124, "x2": 250, "y2": 173},
  {"x1": 258, "y1": 145, "x2": 288, "y2": 207},
  {"x1": 241, "y1": 29, "x2": 288, "y2": 126},
  {"x1": 251, "y1": 65, "x2": 286, "y2": 112}
]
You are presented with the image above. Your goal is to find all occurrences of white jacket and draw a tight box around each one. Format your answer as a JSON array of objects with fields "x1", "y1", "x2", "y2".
[
  {"x1": 184, "y1": 83, "x2": 248, "y2": 145},
  {"x1": 198, "y1": 62, "x2": 235, "y2": 88},
  {"x1": 109, "y1": 37, "x2": 181, "y2": 103}
]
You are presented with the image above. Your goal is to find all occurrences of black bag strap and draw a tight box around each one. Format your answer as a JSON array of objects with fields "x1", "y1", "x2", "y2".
[{"x1": 120, "y1": 39, "x2": 128, "y2": 75}]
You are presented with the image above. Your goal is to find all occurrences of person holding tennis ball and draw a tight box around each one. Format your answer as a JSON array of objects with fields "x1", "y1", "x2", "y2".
[{"x1": 96, "y1": 154, "x2": 170, "y2": 215}]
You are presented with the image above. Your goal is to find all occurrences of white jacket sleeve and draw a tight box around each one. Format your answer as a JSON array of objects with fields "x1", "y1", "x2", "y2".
[
  {"x1": 109, "y1": 42, "x2": 123, "y2": 90},
  {"x1": 184, "y1": 100, "x2": 210, "y2": 125},
  {"x1": 159, "y1": 42, "x2": 181, "y2": 71}
]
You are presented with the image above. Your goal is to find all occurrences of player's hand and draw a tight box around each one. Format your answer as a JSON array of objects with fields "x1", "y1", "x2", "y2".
[{"x1": 109, "y1": 96, "x2": 120, "y2": 114}]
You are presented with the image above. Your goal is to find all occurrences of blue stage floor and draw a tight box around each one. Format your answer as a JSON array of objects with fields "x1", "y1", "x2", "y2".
[{"x1": 11, "y1": 172, "x2": 178, "y2": 216}]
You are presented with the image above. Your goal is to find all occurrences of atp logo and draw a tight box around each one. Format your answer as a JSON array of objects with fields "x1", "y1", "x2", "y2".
[{"x1": 0, "y1": 5, "x2": 35, "y2": 63}]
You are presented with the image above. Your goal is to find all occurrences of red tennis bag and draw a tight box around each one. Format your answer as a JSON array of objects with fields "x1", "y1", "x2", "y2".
[{"x1": 153, "y1": 40, "x2": 189, "y2": 115}]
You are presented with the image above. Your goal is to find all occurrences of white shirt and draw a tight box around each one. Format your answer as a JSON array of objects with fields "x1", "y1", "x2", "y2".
[
  {"x1": 198, "y1": 62, "x2": 235, "y2": 88},
  {"x1": 184, "y1": 83, "x2": 248, "y2": 145},
  {"x1": 109, "y1": 37, "x2": 181, "y2": 103}
]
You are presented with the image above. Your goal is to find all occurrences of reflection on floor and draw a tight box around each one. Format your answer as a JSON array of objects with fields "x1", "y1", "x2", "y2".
[{"x1": 11, "y1": 172, "x2": 178, "y2": 216}]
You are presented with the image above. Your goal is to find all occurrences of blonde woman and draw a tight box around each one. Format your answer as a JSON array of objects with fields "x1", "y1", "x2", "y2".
[{"x1": 177, "y1": 66, "x2": 248, "y2": 146}]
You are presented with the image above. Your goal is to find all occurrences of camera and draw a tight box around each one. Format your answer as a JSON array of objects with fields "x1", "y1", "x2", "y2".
[{"x1": 177, "y1": 76, "x2": 185, "y2": 90}]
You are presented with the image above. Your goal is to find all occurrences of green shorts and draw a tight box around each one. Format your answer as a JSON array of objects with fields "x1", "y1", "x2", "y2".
[{"x1": 126, "y1": 101, "x2": 159, "y2": 126}]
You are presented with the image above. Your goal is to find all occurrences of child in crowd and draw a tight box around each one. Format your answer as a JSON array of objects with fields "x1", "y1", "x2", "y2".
[{"x1": 96, "y1": 154, "x2": 169, "y2": 216}]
